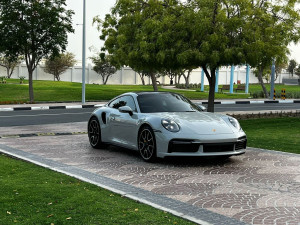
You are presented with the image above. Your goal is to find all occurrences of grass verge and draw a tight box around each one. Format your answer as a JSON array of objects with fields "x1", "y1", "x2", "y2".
[
  {"x1": 240, "y1": 117, "x2": 300, "y2": 154},
  {"x1": 0, "y1": 154, "x2": 195, "y2": 225},
  {"x1": 1, "y1": 79, "x2": 248, "y2": 103},
  {"x1": 1, "y1": 79, "x2": 299, "y2": 103}
]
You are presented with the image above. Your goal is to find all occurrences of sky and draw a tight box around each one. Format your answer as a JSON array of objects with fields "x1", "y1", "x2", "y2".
[{"x1": 65, "y1": 0, "x2": 300, "y2": 65}]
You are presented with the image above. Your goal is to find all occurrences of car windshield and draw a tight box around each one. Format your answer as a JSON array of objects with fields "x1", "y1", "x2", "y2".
[{"x1": 137, "y1": 93, "x2": 201, "y2": 113}]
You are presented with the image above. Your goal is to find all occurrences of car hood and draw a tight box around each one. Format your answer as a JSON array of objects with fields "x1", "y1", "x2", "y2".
[{"x1": 153, "y1": 112, "x2": 234, "y2": 135}]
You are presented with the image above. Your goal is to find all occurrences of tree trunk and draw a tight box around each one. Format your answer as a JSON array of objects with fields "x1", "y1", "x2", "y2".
[
  {"x1": 258, "y1": 67, "x2": 269, "y2": 98},
  {"x1": 139, "y1": 73, "x2": 145, "y2": 85},
  {"x1": 178, "y1": 74, "x2": 182, "y2": 84},
  {"x1": 102, "y1": 75, "x2": 106, "y2": 85},
  {"x1": 104, "y1": 75, "x2": 110, "y2": 85},
  {"x1": 183, "y1": 75, "x2": 189, "y2": 89},
  {"x1": 55, "y1": 74, "x2": 60, "y2": 81},
  {"x1": 28, "y1": 69, "x2": 34, "y2": 103},
  {"x1": 183, "y1": 70, "x2": 191, "y2": 89},
  {"x1": 203, "y1": 67, "x2": 216, "y2": 113},
  {"x1": 150, "y1": 72, "x2": 158, "y2": 91},
  {"x1": 6, "y1": 67, "x2": 11, "y2": 78}
]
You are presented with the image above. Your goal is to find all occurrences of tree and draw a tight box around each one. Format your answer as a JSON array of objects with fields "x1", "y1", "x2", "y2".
[
  {"x1": 97, "y1": 0, "x2": 300, "y2": 112},
  {"x1": 91, "y1": 53, "x2": 117, "y2": 85},
  {"x1": 287, "y1": 59, "x2": 298, "y2": 77},
  {"x1": 94, "y1": 0, "x2": 187, "y2": 92},
  {"x1": 243, "y1": 1, "x2": 300, "y2": 98},
  {"x1": 44, "y1": 52, "x2": 76, "y2": 81},
  {"x1": 0, "y1": 55, "x2": 23, "y2": 78},
  {"x1": 175, "y1": 0, "x2": 254, "y2": 111},
  {"x1": 0, "y1": 0, "x2": 74, "y2": 102}
]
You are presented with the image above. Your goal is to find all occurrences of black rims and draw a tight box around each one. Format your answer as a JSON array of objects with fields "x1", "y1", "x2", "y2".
[
  {"x1": 88, "y1": 117, "x2": 104, "y2": 148},
  {"x1": 138, "y1": 126, "x2": 156, "y2": 162}
]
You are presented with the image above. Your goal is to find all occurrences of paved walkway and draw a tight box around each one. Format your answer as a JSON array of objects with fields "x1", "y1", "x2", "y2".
[{"x1": 0, "y1": 122, "x2": 300, "y2": 225}]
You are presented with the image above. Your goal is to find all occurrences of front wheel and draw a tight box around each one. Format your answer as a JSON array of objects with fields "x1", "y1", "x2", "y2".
[
  {"x1": 138, "y1": 126, "x2": 157, "y2": 162},
  {"x1": 88, "y1": 117, "x2": 105, "y2": 149}
]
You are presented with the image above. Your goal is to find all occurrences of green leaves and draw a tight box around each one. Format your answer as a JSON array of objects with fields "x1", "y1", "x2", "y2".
[
  {"x1": 0, "y1": 0, "x2": 74, "y2": 102},
  {"x1": 90, "y1": 54, "x2": 117, "y2": 85},
  {"x1": 96, "y1": 0, "x2": 300, "y2": 110},
  {"x1": 44, "y1": 52, "x2": 76, "y2": 81}
]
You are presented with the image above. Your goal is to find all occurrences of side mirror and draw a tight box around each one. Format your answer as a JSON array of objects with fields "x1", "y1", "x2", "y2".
[{"x1": 119, "y1": 106, "x2": 133, "y2": 116}]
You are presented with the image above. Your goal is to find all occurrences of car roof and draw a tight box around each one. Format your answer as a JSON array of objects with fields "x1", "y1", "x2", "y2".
[{"x1": 132, "y1": 91, "x2": 174, "y2": 96}]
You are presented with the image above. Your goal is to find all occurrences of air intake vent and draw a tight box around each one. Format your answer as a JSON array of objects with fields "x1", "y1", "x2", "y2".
[{"x1": 203, "y1": 143, "x2": 234, "y2": 153}]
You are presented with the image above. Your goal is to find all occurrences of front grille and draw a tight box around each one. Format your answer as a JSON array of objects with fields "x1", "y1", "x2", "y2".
[
  {"x1": 168, "y1": 139, "x2": 200, "y2": 153},
  {"x1": 203, "y1": 143, "x2": 234, "y2": 153}
]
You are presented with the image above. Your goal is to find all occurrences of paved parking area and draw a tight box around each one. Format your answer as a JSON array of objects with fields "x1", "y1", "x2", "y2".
[{"x1": 1, "y1": 123, "x2": 300, "y2": 225}]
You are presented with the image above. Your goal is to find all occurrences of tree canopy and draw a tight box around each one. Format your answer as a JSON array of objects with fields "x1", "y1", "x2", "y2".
[
  {"x1": 44, "y1": 52, "x2": 76, "y2": 81},
  {"x1": 91, "y1": 53, "x2": 117, "y2": 85},
  {"x1": 0, "y1": 55, "x2": 23, "y2": 78},
  {"x1": 97, "y1": 0, "x2": 300, "y2": 112},
  {"x1": 288, "y1": 59, "x2": 298, "y2": 77},
  {"x1": 0, "y1": 0, "x2": 74, "y2": 102}
]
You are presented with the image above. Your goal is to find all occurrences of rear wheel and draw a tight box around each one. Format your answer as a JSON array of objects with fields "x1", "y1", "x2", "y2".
[
  {"x1": 138, "y1": 126, "x2": 156, "y2": 162},
  {"x1": 88, "y1": 117, "x2": 105, "y2": 148}
]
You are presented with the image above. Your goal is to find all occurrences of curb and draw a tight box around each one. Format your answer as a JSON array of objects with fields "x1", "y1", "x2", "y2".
[
  {"x1": 0, "y1": 100, "x2": 299, "y2": 112},
  {"x1": 198, "y1": 99, "x2": 299, "y2": 105},
  {"x1": 0, "y1": 131, "x2": 87, "y2": 139},
  {"x1": 0, "y1": 104, "x2": 104, "y2": 112}
]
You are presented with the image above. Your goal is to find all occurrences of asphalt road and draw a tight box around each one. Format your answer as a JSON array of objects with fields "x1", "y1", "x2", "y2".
[{"x1": 0, "y1": 103, "x2": 299, "y2": 127}]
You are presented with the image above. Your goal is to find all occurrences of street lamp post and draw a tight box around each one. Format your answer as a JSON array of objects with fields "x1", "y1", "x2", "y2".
[
  {"x1": 270, "y1": 60, "x2": 275, "y2": 100},
  {"x1": 82, "y1": 0, "x2": 86, "y2": 104}
]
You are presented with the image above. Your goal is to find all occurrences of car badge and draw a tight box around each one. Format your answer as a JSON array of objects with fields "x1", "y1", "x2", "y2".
[{"x1": 213, "y1": 129, "x2": 216, "y2": 132}]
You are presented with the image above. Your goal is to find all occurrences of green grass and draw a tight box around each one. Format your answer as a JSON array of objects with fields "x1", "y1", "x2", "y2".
[
  {"x1": 1, "y1": 79, "x2": 299, "y2": 103},
  {"x1": 0, "y1": 154, "x2": 195, "y2": 225},
  {"x1": 0, "y1": 79, "x2": 248, "y2": 103},
  {"x1": 240, "y1": 117, "x2": 300, "y2": 154}
]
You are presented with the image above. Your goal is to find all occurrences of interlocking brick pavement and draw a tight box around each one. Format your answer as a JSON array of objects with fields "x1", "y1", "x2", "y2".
[{"x1": 1, "y1": 132, "x2": 300, "y2": 225}]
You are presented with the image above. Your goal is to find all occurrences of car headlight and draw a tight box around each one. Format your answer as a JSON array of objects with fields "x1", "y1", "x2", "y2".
[
  {"x1": 161, "y1": 119, "x2": 180, "y2": 132},
  {"x1": 228, "y1": 117, "x2": 241, "y2": 130}
]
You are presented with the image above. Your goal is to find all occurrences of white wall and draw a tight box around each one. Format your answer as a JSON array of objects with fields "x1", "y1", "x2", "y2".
[{"x1": 3, "y1": 64, "x2": 292, "y2": 85}]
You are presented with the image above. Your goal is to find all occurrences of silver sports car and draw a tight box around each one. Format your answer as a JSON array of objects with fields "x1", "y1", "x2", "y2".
[{"x1": 88, "y1": 92, "x2": 247, "y2": 162}]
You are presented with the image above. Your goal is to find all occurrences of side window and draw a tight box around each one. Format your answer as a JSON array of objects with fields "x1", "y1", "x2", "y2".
[
  {"x1": 108, "y1": 96, "x2": 136, "y2": 111},
  {"x1": 108, "y1": 97, "x2": 124, "y2": 109},
  {"x1": 121, "y1": 96, "x2": 137, "y2": 112}
]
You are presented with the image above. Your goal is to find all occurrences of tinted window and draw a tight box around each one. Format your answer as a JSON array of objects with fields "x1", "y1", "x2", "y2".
[
  {"x1": 121, "y1": 96, "x2": 137, "y2": 111},
  {"x1": 108, "y1": 95, "x2": 137, "y2": 111},
  {"x1": 137, "y1": 93, "x2": 200, "y2": 113}
]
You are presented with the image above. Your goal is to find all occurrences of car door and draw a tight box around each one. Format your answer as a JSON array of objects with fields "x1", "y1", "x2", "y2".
[{"x1": 107, "y1": 95, "x2": 139, "y2": 149}]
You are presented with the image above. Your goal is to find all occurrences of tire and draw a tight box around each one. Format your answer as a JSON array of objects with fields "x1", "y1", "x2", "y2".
[
  {"x1": 88, "y1": 116, "x2": 106, "y2": 149},
  {"x1": 138, "y1": 125, "x2": 157, "y2": 162}
]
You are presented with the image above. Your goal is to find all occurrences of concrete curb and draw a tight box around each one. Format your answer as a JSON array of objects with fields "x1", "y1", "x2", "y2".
[
  {"x1": 0, "y1": 100, "x2": 299, "y2": 112},
  {"x1": 198, "y1": 99, "x2": 300, "y2": 105},
  {"x1": 0, "y1": 144, "x2": 246, "y2": 225},
  {"x1": 0, "y1": 131, "x2": 87, "y2": 139},
  {"x1": 0, "y1": 104, "x2": 104, "y2": 112}
]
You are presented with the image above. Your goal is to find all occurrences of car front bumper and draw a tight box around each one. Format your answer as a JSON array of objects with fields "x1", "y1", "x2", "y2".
[{"x1": 154, "y1": 130, "x2": 247, "y2": 158}]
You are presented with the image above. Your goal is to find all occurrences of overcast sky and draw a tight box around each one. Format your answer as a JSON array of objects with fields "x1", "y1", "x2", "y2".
[{"x1": 65, "y1": 0, "x2": 300, "y2": 64}]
